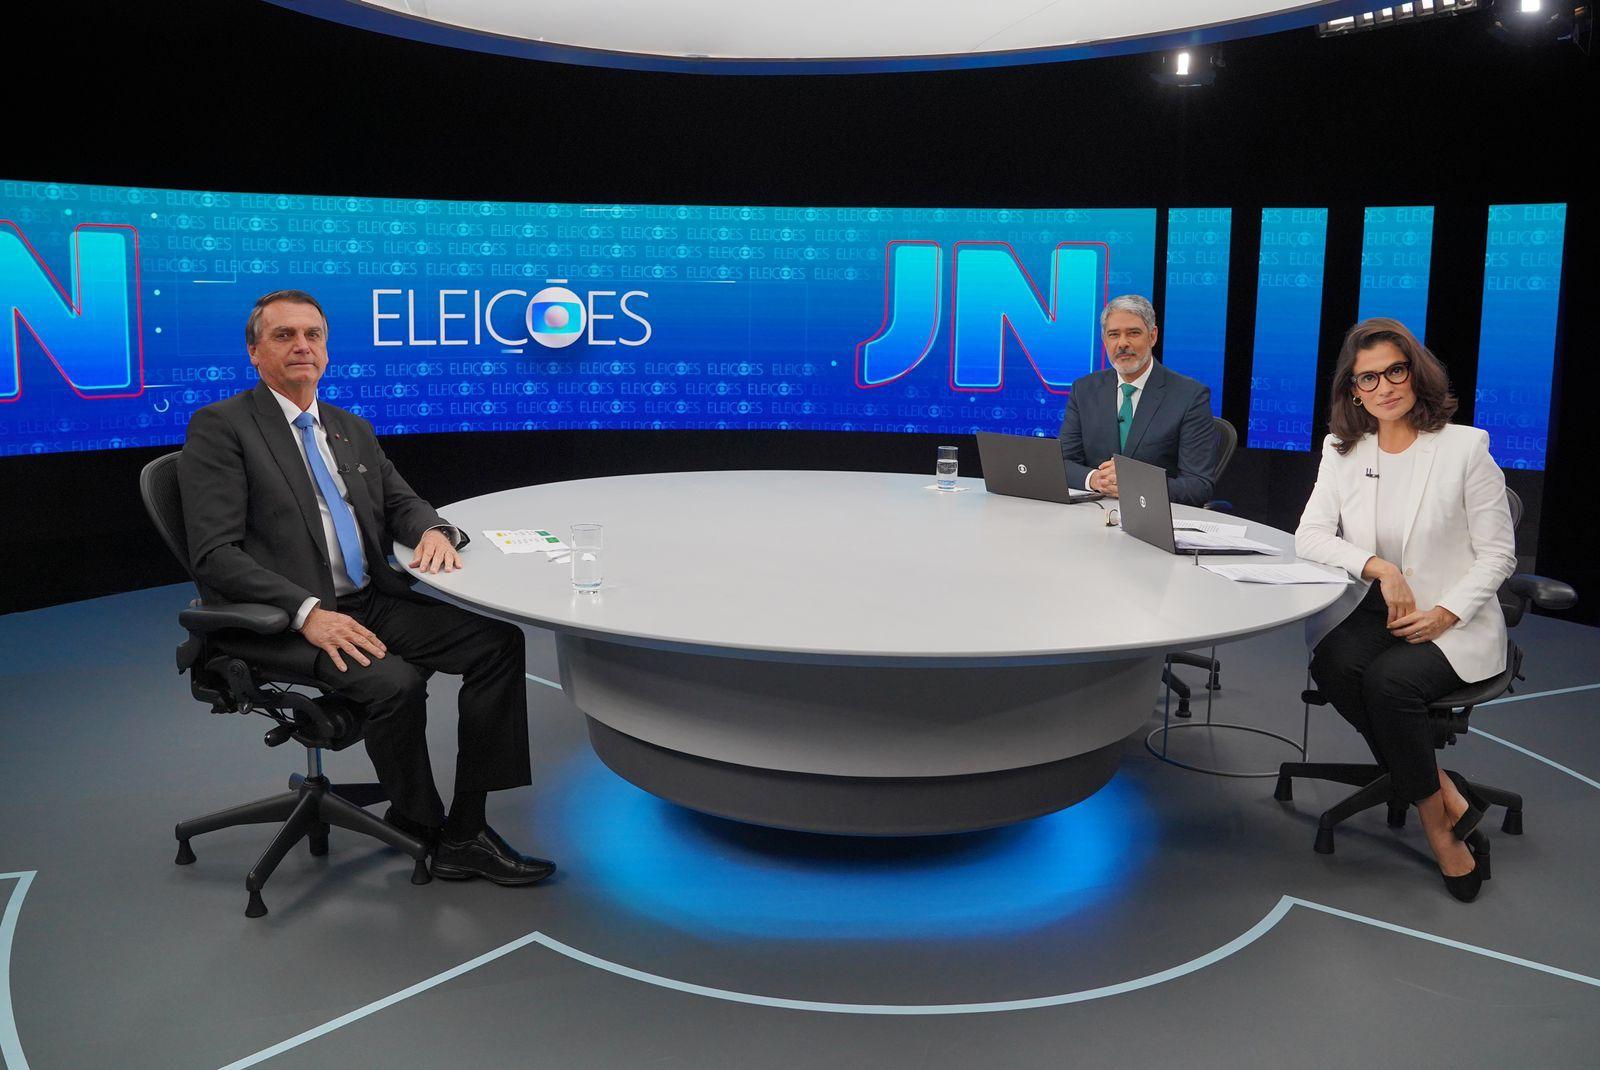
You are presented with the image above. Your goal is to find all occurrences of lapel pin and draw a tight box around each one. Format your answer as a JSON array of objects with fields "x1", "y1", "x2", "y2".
[{"x1": 356, "y1": 463, "x2": 368, "y2": 473}]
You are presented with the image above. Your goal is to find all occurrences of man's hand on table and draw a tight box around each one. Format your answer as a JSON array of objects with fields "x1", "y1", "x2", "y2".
[
  {"x1": 409, "y1": 528, "x2": 462, "y2": 575},
  {"x1": 1090, "y1": 459, "x2": 1120, "y2": 497}
]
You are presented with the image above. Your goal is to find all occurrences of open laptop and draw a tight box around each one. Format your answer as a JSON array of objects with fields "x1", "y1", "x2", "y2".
[
  {"x1": 1114, "y1": 454, "x2": 1269, "y2": 555},
  {"x1": 976, "y1": 431, "x2": 1104, "y2": 505}
]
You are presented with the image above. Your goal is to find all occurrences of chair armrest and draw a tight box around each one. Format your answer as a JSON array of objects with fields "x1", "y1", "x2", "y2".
[
  {"x1": 179, "y1": 603, "x2": 292, "y2": 635},
  {"x1": 1506, "y1": 573, "x2": 1577, "y2": 612}
]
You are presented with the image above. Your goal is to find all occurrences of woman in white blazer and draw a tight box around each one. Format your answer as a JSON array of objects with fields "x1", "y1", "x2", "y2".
[{"x1": 1296, "y1": 318, "x2": 1516, "y2": 902}]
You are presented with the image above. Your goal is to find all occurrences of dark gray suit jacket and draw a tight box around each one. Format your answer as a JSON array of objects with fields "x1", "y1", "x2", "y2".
[
  {"x1": 178, "y1": 382, "x2": 452, "y2": 616},
  {"x1": 1057, "y1": 361, "x2": 1217, "y2": 506}
]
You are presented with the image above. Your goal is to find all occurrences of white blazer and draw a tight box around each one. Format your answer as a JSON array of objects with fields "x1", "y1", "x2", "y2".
[{"x1": 1295, "y1": 424, "x2": 1517, "y2": 683}]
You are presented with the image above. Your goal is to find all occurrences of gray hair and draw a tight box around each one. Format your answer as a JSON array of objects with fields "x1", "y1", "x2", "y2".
[
  {"x1": 1099, "y1": 294, "x2": 1157, "y2": 333},
  {"x1": 245, "y1": 289, "x2": 328, "y2": 346}
]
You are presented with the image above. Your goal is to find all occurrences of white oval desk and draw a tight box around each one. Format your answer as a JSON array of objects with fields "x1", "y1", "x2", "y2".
[{"x1": 399, "y1": 470, "x2": 1343, "y2": 835}]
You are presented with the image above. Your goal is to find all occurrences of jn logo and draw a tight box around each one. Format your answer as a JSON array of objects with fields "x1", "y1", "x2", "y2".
[
  {"x1": 0, "y1": 221, "x2": 144, "y2": 402},
  {"x1": 855, "y1": 240, "x2": 1107, "y2": 394}
]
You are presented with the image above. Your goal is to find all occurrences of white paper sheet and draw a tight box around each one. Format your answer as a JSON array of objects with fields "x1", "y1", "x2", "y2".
[
  {"x1": 482, "y1": 528, "x2": 570, "y2": 554},
  {"x1": 1198, "y1": 562, "x2": 1351, "y2": 584},
  {"x1": 1174, "y1": 530, "x2": 1285, "y2": 555},
  {"x1": 1172, "y1": 519, "x2": 1248, "y2": 537}
]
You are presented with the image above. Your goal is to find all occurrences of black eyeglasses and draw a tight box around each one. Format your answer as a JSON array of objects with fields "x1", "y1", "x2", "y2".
[{"x1": 1351, "y1": 360, "x2": 1411, "y2": 392}]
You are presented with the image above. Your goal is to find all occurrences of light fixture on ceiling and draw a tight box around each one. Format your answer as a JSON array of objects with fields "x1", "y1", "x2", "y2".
[
  {"x1": 1489, "y1": 0, "x2": 1591, "y2": 45},
  {"x1": 1150, "y1": 48, "x2": 1221, "y2": 86},
  {"x1": 1319, "y1": 0, "x2": 1481, "y2": 35}
]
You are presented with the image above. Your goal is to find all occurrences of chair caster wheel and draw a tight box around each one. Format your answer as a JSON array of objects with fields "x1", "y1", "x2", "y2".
[
  {"x1": 1386, "y1": 803, "x2": 1407, "y2": 829},
  {"x1": 1175, "y1": 700, "x2": 1192, "y2": 719},
  {"x1": 1273, "y1": 776, "x2": 1293, "y2": 803},
  {"x1": 411, "y1": 858, "x2": 432, "y2": 886},
  {"x1": 174, "y1": 839, "x2": 196, "y2": 866},
  {"x1": 245, "y1": 890, "x2": 268, "y2": 919},
  {"x1": 309, "y1": 823, "x2": 329, "y2": 857},
  {"x1": 1502, "y1": 809, "x2": 1523, "y2": 835},
  {"x1": 1314, "y1": 827, "x2": 1335, "y2": 855}
]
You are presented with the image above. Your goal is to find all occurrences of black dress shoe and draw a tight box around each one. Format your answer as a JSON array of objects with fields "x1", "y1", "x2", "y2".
[{"x1": 432, "y1": 826, "x2": 556, "y2": 886}]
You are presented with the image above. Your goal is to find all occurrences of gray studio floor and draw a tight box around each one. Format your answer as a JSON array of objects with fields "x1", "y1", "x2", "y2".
[{"x1": 2, "y1": 583, "x2": 1598, "y2": 1069}]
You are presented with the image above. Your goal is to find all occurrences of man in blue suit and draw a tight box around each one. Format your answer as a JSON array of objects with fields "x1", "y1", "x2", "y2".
[{"x1": 1058, "y1": 294, "x2": 1217, "y2": 506}]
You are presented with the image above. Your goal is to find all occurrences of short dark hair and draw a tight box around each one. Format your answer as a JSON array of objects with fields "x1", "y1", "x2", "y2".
[
  {"x1": 1327, "y1": 317, "x2": 1457, "y2": 455},
  {"x1": 245, "y1": 289, "x2": 327, "y2": 346}
]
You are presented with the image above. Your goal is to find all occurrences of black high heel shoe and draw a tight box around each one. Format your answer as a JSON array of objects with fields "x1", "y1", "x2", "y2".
[
  {"x1": 1465, "y1": 828, "x2": 1491, "y2": 881},
  {"x1": 1441, "y1": 835, "x2": 1489, "y2": 902},
  {"x1": 1444, "y1": 770, "x2": 1486, "y2": 842}
]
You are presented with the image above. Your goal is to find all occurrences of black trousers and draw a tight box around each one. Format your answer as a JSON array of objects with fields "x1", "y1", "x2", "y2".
[
  {"x1": 311, "y1": 585, "x2": 532, "y2": 827},
  {"x1": 1309, "y1": 583, "x2": 1467, "y2": 803}
]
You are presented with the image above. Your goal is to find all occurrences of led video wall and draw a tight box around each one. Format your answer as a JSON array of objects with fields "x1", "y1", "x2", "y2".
[{"x1": 0, "y1": 181, "x2": 1568, "y2": 468}]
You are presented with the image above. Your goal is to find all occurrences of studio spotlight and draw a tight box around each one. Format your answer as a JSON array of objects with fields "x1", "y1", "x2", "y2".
[
  {"x1": 1150, "y1": 48, "x2": 1221, "y2": 86},
  {"x1": 1489, "y1": 0, "x2": 1591, "y2": 44}
]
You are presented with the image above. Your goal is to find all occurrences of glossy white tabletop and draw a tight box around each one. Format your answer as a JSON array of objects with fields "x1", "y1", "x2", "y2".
[{"x1": 399, "y1": 470, "x2": 1345, "y2": 664}]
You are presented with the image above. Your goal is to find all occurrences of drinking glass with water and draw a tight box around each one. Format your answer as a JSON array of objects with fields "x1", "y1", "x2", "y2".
[
  {"x1": 936, "y1": 445, "x2": 959, "y2": 491},
  {"x1": 570, "y1": 523, "x2": 603, "y2": 591}
]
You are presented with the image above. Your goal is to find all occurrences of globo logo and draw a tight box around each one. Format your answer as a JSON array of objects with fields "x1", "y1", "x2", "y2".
[{"x1": 527, "y1": 285, "x2": 585, "y2": 349}]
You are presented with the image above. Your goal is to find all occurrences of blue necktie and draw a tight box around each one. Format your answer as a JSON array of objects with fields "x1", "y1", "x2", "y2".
[
  {"x1": 292, "y1": 411, "x2": 366, "y2": 588},
  {"x1": 1118, "y1": 383, "x2": 1137, "y2": 450}
]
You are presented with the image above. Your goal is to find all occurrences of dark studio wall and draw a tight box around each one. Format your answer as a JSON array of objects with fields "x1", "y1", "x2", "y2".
[{"x1": 0, "y1": 1, "x2": 1592, "y2": 617}]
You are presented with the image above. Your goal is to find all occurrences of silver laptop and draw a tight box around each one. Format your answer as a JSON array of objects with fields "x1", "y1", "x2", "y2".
[
  {"x1": 976, "y1": 432, "x2": 1104, "y2": 505},
  {"x1": 1115, "y1": 454, "x2": 1263, "y2": 555}
]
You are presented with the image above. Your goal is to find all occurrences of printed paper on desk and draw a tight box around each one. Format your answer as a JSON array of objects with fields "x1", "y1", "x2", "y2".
[
  {"x1": 1172, "y1": 519, "x2": 1248, "y2": 538},
  {"x1": 484, "y1": 529, "x2": 571, "y2": 554},
  {"x1": 1198, "y1": 562, "x2": 1351, "y2": 584},
  {"x1": 1173, "y1": 530, "x2": 1285, "y2": 554}
]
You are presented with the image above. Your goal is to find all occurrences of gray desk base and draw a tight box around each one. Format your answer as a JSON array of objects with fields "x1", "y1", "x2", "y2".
[
  {"x1": 589, "y1": 719, "x2": 1125, "y2": 836},
  {"x1": 558, "y1": 635, "x2": 1161, "y2": 835}
]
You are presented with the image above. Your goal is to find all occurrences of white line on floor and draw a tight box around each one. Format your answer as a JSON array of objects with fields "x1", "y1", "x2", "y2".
[
  {"x1": 1290, "y1": 897, "x2": 1600, "y2": 987},
  {"x1": 1470, "y1": 727, "x2": 1600, "y2": 790},
  {"x1": 215, "y1": 894, "x2": 1600, "y2": 1067},
  {"x1": 1480, "y1": 681, "x2": 1600, "y2": 707},
  {"x1": 215, "y1": 932, "x2": 546, "y2": 1070},
  {"x1": 0, "y1": 871, "x2": 37, "y2": 1070}
]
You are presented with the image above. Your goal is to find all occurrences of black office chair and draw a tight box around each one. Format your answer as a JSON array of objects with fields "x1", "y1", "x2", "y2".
[
  {"x1": 1162, "y1": 415, "x2": 1237, "y2": 716},
  {"x1": 1273, "y1": 488, "x2": 1576, "y2": 853},
  {"x1": 141, "y1": 452, "x2": 431, "y2": 918}
]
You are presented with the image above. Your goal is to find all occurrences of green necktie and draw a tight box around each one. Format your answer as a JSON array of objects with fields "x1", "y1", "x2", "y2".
[{"x1": 1118, "y1": 382, "x2": 1137, "y2": 450}]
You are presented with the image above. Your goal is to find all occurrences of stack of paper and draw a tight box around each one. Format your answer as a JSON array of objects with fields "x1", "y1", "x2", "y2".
[
  {"x1": 1173, "y1": 519, "x2": 1248, "y2": 537},
  {"x1": 483, "y1": 529, "x2": 570, "y2": 555},
  {"x1": 1174, "y1": 529, "x2": 1285, "y2": 555},
  {"x1": 1198, "y1": 562, "x2": 1351, "y2": 585}
]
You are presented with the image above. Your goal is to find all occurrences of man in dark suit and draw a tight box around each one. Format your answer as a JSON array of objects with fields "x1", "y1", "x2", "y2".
[
  {"x1": 1058, "y1": 294, "x2": 1217, "y2": 506},
  {"x1": 178, "y1": 289, "x2": 554, "y2": 886}
]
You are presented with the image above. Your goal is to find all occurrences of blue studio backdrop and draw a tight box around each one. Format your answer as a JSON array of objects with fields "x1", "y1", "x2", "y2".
[{"x1": 0, "y1": 180, "x2": 1564, "y2": 468}]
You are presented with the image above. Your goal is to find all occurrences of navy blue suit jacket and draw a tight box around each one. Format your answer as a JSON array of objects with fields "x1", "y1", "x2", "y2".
[{"x1": 1057, "y1": 361, "x2": 1218, "y2": 506}]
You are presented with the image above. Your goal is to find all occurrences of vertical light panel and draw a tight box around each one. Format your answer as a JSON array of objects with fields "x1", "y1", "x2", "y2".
[
  {"x1": 1162, "y1": 208, "x2": 1230, "y2": 415},
  {"x1": 1475, "y1": 203, "x2": 1567, "y2": 470},
  {"x1": 1248, "y1": 208, "x2": 1327, "y2": 451},
  {"x1": 1357, "y1": 206, "x2": 1433, "y2": 336}
]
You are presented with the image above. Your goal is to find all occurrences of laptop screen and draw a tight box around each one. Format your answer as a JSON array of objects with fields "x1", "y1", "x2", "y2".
[{"x1": 1111, "y1": 454, "x2": 1178, "y2": 553}]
